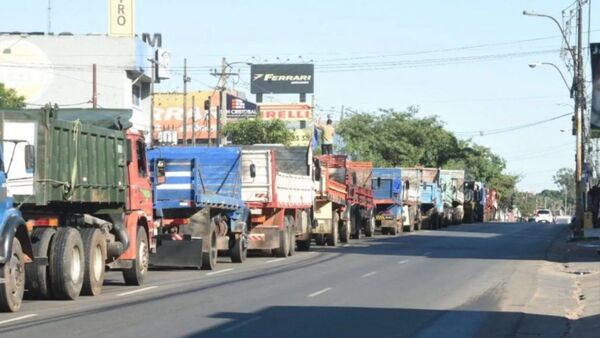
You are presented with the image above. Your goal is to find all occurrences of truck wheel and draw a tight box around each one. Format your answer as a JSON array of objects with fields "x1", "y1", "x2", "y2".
[
  {"x1": 201, "y1": 227, "x2": 218, "y2": 270},
  {"x1": 297, "y1": 237, "x2": 311, "y2": 251},
  {"x1": 81, "y1": 228, "x2": 107, "y2": 296},
  {"x1": 0, "y1": 238, "x2": 25, "y2": 312},
  {"x1": 326, "y1": 213, "x2": 339, "y2": 246},
  {"x1": 25, "y1": 227, "x2": 55, "y2": 299},
  {"x1": 273, "y1": 228, "x2": 290, "y2": 258},
  {"x1": 389, "y1": 226, "x2": 396, "y2": 236},
  {"x1": 49, "y1": 227, "x2": 84, "y2": 300},
  {"x1": 123, "y1": 226, "x2": 149, "y2": 285},
  {"x1": 364, "y1": 216, "x2": 375, "y2": 237},
  {"x1": 339, "y1": 220, "x2": 350, "y2": 243},
  {"x1": 315, "y1": 234, "x2": 326, "y2": 246},
  {"x1": 350, "y1": 210, "x2": 361, "y2": 239},
  {"x1": 229, "y1": 236, "x2": 247, "y2": 263},
  {"x1": 286, "y1": 216, "x2": 296, "y2": 256}
]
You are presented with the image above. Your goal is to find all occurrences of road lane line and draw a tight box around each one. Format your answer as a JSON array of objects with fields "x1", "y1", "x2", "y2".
[
  {"x1": 266, "y1": 258, "x2": 286, "y2": 263},
  {"x1": 398, "y1": 259, "x2": 409, "y2": 264},
  {"x1": 0, "y1": 314, "x2": 37, "y2": 326},
  {"x1": 117, "y1": 286, "x2": 158, "y2": 297},
  {"x1": 222, "y1": 316, "x2": 262, "y2": 333},
  {"x1": 360, "y1": 271, "x2": 377, "y2": 278},
  {"x1": 307, "y1": 287, "x2": 332, "y2": 298},
  {"x1": 206, "y1": 268, "x2": 234, "y2": 276}
]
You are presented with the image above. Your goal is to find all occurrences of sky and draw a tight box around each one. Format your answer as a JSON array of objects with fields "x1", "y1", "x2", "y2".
[{"x1": 1, "y1": 0, "x2": 598, "y2": 192}]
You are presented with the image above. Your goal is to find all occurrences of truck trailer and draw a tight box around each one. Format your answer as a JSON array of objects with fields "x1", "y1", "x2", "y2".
[
  {"x1": 418, "y1": 168, "x2": 442, "y2": 230},
  {"x1": 463, "y1": 181, "x2": 486, "y2": 223},
  {"x1": 372, "y1": 168, "x2": 403, "y2": 235},
  {"x1": 241, "y1": 146, "x2": 313, "y2": 255},
  {"x1": 439, "y1": 169, "x2": 465, "y2": 225},
  {"x1": 401, "y1": 168, "x2": 422, "y2": 232}
]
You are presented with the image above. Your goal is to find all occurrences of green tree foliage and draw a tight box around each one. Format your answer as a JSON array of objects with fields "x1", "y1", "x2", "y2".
[
  {"x1": 224, "y1": 118, "x2": 294, "y2": 145},
  {"x1": 553, "y1": 167, "x2": 575, "y2": 205},
  {"x1": 0, "y1": 82, "x2": 25, "y2": 109},
  {"x1": 336, "y1": 107, "x2": 518, "y2": 207}
]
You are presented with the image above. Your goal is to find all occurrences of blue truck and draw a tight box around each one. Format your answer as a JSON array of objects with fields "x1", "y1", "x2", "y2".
[
  {"x1": 147, "y1": 146, "x2": 249, "y2": 270},
  {"x1": 372, "y1": 168, "x2": 403, "y2": 235},
  {"x1": 419, "y1": 168, "x2": 442, "y2": 229},
  {"x1": 0, "y1": 140, "x2": 31, "y2": 312}
]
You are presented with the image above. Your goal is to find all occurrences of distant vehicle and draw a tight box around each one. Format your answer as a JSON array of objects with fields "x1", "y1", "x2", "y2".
[
  {"x1": 554, "y1": 215, "x2": 572, "y2": 224},
  {"x1": 534, "y1": 209, "x2": 554, "y2": 223}
]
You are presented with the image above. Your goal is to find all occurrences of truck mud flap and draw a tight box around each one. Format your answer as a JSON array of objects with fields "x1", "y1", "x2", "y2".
[{"x1": 150, "y1": 234, "x2": 203, "y2": 269}]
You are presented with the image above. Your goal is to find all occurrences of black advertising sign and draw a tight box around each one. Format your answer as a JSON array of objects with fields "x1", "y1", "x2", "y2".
[
  {"x1": 226, "y1": 94, "x2": 257, "y2": 118},
  {"x1": 250, "y1": 64, "x2": 314, "y2": 94},
  {"x1": 591, "y1": 43, "x2": 600, "y2": 133}
]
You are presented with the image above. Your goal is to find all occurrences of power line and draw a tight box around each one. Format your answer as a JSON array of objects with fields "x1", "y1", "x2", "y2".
[{"x1": 454, "y1": 112, "x2": 572, "y2": 137}]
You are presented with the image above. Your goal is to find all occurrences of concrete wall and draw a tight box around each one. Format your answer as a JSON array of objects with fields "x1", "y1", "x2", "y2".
[{"x1": 0, "y1": 34, "x2": 153, "y2": 135}]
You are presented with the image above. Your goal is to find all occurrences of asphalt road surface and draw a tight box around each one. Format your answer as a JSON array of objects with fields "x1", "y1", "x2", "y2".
[{"x1": 0, "y1": 222, "x2": 567, "y2": 338}]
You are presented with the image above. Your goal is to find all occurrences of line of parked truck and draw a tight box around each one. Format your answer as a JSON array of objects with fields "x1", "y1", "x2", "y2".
[{"x1": 0, "y1": 107, "x2": 498, "y2": 312}]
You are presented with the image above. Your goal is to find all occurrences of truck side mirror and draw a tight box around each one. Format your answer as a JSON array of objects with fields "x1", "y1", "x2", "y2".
[
  {"x1": 250, "y1": 163, "x2": 256, "y2": 178},
  {"x1": 156, "y1": 159, "x2": 166, "y2": 184},
  {"x1": 25, "y1": 144, "x2": 35, "y2": 171},
  {"x1": 404, "y1": 180, "x2": 410, "y2": 190},
  {"x1": 126, "y1": 140, "x2": 133, "y2": 164},
  {"x1": 377, "y1": 177, "x2": 381, "y2": 188}
]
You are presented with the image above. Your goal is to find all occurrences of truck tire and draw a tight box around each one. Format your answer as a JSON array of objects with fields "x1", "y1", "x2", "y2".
[
  {"x1": 286, "y1": 216, "x2": 296, "y2": 256},
  {"x1": 326, "y1": 213, "x2": 339, "y2": 246},
  {"x1": 350, "y1": 209, "x2": 361, "y2": 239},
  {"x1": 25, "y1": 227, "x2": 55, "y2": 299},
  {"x1": 273, "y1": 228, "x2": 290, "y2": 258},
  {"x1": 364, "y1": 215, "x2": 375, "y2": 237},
  {"x1": 0, "y1": 238, "x2": 25, "y2": 312},
  {"x1": 49, "y1": 227, "x2": 84, "y2": 300},
  {"x1": 229, "y1": 236, "x2": 247, "y2": 263},
  {"x1": 81, "y1": 228, "x2": 107, "y2": 296},
  {"x1": 339, "y1": 220, "x2": 350, "y2": 243},
  {"x1": 297, "y1": 237, "x2": 311, "y2": 251},
  {"x1": 315, "y1": 234, "x2": 326, "y2": 246},
  {"x1": 201, "y1": 226, "x2": 218, "y2": 270},
  {"x1": 389, "y1": 226, "x2": 397, "y2": 236},
  {"x1": 123, "y1": 226, "x2": 149, "y2": 285}
]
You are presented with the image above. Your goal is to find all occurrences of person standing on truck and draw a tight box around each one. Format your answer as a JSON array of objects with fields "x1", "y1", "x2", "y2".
[{"x1": 317, "y1": 118, "x2": 335, "y2": 155}]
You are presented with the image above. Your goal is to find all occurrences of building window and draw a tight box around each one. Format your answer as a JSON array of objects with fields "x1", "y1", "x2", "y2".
[{"x1": 132, "y1": 84, "x2": 141, "y2": 107}]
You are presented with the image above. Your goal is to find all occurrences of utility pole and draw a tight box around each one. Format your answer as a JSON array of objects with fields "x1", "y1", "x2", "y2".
[
  {"x1": 92, "y1": 64, "x2": 97, "y2": 108},
  {"x1": 149, "y1": 58, "x2": 156, "y2": 146},
  {"x1": 182, "y1": 58, "x2": 190, "y2": 145},
  {"x1": 191, "y1": 96, "x2": 196, "y2": 146},
  {"x1": 573, "y1": 0, "x2": 586, "y2": 237},
  {"x1": 47, "y1": 0, "x2": 52, "y2": 35},
  {"x1": 210, "y1": 58, "x2": 239, "y2": 146}
]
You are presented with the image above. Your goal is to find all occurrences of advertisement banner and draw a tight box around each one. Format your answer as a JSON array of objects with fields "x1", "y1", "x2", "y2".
[
  {"x1": 109, "y1": 0, "x2": 135, "y2": 37},
  {"x1": 227, "y1": 94, "x2": 258, "y2": 118},
  {"x1": 250, "y1": 64, "x2": 314, "y2": 94},
  {"x1": 259, "y1": 103, "x2": 312, "y2": 121},
  {"x1": 153, "y1": 92, "x2": 218, "y2": 142},
  {"x1": 290, "y1": 128, "x2": 312, "y2": 146},
  {"x1": 591, "y1": 43, "x2": 600, "y2": 133}
]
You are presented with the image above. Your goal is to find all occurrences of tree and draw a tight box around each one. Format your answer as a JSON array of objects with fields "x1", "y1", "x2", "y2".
[
  {"x1": 223, "y1": 119, "x2": 294, "y2": 145},
  {"x1": 553, "y1": 167, "x2": 575, "y2": 203},
  {"x1": 0, "y1": 82, "x2": 25, "y2": 109}
]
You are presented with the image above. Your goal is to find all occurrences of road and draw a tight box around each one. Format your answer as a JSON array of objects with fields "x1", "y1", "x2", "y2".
[{"x1": 0, "y1": 222, "x2": 567, "y2": 338}]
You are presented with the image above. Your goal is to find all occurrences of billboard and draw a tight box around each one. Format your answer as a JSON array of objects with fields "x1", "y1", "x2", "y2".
[
  {"x1": 153, "y1": 92, "x2": 218, "y2": 142},
  {"x1": 109, "y1": 0, "x2": 135, "y2": 37},
  {"x1": 227, "y1": 94, "x2": 258, "y2": 118},
  {"x1": 591, "y1": 43, "x2": 600, "y2": 133},
  {"x1": 258, "y1": 103, "x2": 312, "y2": 121},
  {"x1": 250, "y1": 64, "x2": 314, "y2": 94}
]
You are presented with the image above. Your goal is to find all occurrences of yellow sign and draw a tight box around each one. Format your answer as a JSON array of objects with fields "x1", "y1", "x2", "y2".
[
  {"x1": 290, "y1": 128, "x2": 312, "y2": 146},
  {"x1": 109, "y1": 0, "x2": 135, "y2": 37}
]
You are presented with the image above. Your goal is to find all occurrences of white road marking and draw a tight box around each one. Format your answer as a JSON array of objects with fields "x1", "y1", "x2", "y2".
[
  {"x1": 398, "y1": 259, "x2": 409, "y2": 264},
  {"x1": 307, "y1": 287, "x2": 333, "y2": 298},
  {"x1": 266, "y1": 258, "x2": 286, "y2": 263},
  {"x1": 207, "y1": 268, "x2": 234, "y2": 276},
  {"x1": 0, "y1": 314, "x2": 37, "y2": 326},
  {"x1": 360, "y1": 271, "x2": 377, "y2": 278},
  {"x1": 343, "y1": 244, "x2": 351, "y2": 247},
  {"x1": 222, "y1": 316, "x2": 262, "y2": 333},
  {"x1": 117, "y1": 286, "x2": 158, "y2": 297}
]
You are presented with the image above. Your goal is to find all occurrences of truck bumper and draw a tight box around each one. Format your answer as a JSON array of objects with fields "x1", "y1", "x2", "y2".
[{"x1": 248, "y1": 227, "x2": 280, "y2": 250}]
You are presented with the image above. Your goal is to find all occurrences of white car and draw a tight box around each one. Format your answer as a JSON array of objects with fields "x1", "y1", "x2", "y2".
[{"x1": 535, "y1": 209, "x2": 554, "y2": 223}]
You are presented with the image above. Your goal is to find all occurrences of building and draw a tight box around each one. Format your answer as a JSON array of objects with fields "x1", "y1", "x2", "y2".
[{"x1": 0, "y1": 33, "x2": 156, "y2": 135}]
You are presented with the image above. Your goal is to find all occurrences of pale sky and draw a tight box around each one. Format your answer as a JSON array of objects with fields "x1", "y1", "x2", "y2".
[{"x1": 1, "y1": 0, "x2": 598, "y2": 192}]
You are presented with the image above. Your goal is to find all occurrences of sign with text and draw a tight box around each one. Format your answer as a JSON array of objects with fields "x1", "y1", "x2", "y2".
[
  {"x1": 227, "y1": 94, "x2": 257, "y2": 118},
  {"x1": 259, "y1": 104, "x2": 312, "y2": 121},
  {"x1": 591, "y1": 43, "x2": 600, "y2": 135},
  {"x1": 250, "y1": 64, "x2": 314, "y2": 94},
  {"x1": 109, "y1": 0, "x2": 135, "y2": 37}
]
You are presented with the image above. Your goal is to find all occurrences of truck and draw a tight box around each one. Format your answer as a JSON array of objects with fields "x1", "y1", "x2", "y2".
[
  {"x1": 463, "y1": 181, "x2": 486, "y2": 223},
  {"x1": 147, "y1": 146, "x2": 249, "y2": 270},
  {"x1": 418, "y1": 168, "x2": 442, "y2": 230},
  {"x1": 313, "y1": 156, "x2": 374, "y2": 245},
  {"x1": 439, "y1": 169, "x2": 465, "y2": 225},
  {"x1": 401, "y1": 168, "x2": 422, "y2": 231},
  {"x1": 0, "y1": 107, "x2": 154, "y2": 311},
  {"x1": 372, "y1": 168, "x2": 403, "y2": 235},
  {"x1": 240, "y1": 146, "x2": 313, "y2": 255}
]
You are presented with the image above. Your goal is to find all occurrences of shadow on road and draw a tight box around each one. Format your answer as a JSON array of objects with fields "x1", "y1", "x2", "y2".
[{"x1": 180, "y1": 305, "x2": 597, "y2": 338}]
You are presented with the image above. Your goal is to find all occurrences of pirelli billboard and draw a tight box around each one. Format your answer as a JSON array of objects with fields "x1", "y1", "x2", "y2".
[{"x1": 250, "y1": 64, "x2": 314, "y2": 94}]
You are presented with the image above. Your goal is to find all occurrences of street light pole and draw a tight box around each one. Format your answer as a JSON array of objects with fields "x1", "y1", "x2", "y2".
[{"x1": 528, "y1": 62, "x2": 571, "y2": 92}]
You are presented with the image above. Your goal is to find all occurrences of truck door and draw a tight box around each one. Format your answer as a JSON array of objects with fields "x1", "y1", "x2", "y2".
[{"x1": 128, "y1": 136, "x2": 153, "y2": 216}]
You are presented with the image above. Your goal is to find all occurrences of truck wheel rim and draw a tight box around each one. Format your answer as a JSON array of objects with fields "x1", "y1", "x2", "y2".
[
  {"x1": 71, "y1": 247, "x2": 82, "y2": 283},
  {"x1": 93, "y1": 246, "x2": 103, "y2": 281},
  {"x1": 139, "y1": 240, "x2": 148, "y2": 273},
  {"x1": 9, "y1": 253, "x2": 23, "y2": 295}
]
